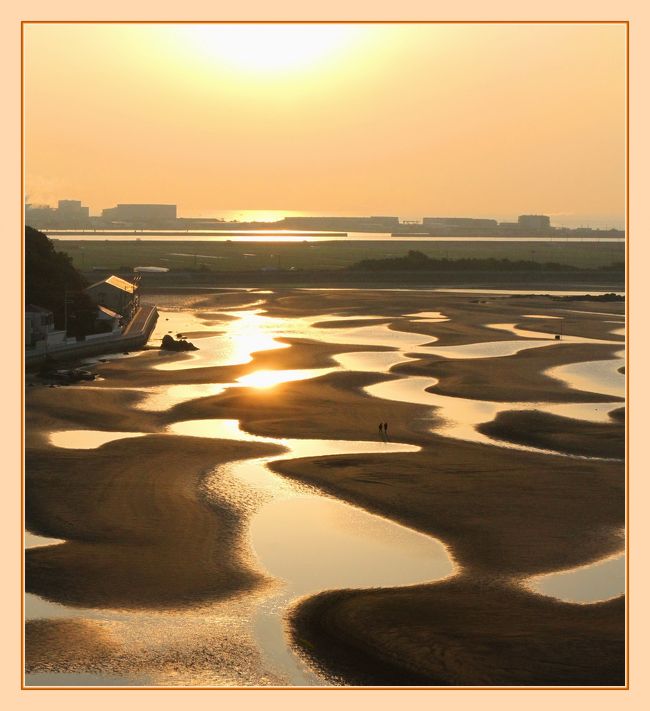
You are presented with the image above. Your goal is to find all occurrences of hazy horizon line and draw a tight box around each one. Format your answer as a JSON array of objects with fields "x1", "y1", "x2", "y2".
[{"x1": 23, "y1": 201, "x2": 625, "y2": 229}]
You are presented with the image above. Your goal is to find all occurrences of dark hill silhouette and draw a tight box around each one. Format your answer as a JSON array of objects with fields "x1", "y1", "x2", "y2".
[{"x1": 26, "y1": 225, "x2": 97, "y2": 336}]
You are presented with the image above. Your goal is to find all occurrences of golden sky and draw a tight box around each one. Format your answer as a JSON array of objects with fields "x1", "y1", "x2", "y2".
[{"x1": 24, "y1": 23, "x2": 626, "y2": 226}]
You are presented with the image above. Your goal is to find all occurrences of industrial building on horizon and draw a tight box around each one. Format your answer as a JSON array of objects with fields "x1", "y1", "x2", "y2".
[
  {"x1": 24, "y1": 201, "x2": 624, "y2": 237},
  {"x1": 25, "y1": 199, "x2": 90, "y2": 227},
  {"x1": 101, "y1": 203, "x2": 177, "y2": 224},
  {"x1": 25, "y1": 201, "x2": 177, "y2": 229}
]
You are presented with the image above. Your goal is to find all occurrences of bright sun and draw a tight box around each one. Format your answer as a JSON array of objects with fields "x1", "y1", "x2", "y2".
[{"x1": 179, "y1": 24, "x2": 363, "y2": 74}]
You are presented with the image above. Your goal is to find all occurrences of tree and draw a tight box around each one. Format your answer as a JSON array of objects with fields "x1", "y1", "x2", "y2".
[{"x1": 25, "y1": 226, "x2": 96, "y2": 335}]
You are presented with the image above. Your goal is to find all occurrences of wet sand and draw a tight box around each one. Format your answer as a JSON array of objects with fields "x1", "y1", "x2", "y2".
[
  {"x1": 166, "y1": 370, "x2": 433, "y2": 443},
  {"x1": 25, "y1": 288, "x2": 625, "y2": 686},
  {"x1": 477, "y1": 409, "x2": 625, "y2": 459},
  {"x1": 277, "y1": 426, "x2": 624, "y2": 684},
  {"x1": 396, "y1": 342, "x2": 624, "y2": 403},
  {"x1": 291, "y1": 580, "x2": 624, "y2": 686},
  {"x1": 26, "y1": 614, "x2": 287, "y2": 687},
  {"x1": 85, "y1": 336, "x2": 390, "y2": 390},
  {"x1": 268, "y1": 291, "x2": 624, "y2": 685},
  {"x1": 26, "y1": 435, "x2": 282, "y2": 609},
  {"x1": 26, "y1": 387, "x2": 161, "y2": 448},
  {"x1": 273, "y1": 439, "x2": 623, "y2": 579}
]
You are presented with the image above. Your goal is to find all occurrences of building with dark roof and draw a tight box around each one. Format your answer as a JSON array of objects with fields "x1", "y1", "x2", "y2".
[{"x1": 85, "y1": 275, "x2": 138, "y2": 318}]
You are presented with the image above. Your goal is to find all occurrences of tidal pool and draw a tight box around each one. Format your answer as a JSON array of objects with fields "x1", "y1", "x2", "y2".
[
  {"x1": 133, "y1": 369, "x2": 337, "y2": 412},
  {"x1": 175, "y1": 418, "x2": 454, "y2": 686},
  {"x1": 42, "y1": 419, "x2": 454, "y2": 686},
  {"x1": 24, "y1": 592, "x2": 267, "y2": 686},
  {"x1": 151, "y1": 309, "x2": 399, "y2": 373},
  {"x1": 32, "y1": 296, "x2": 626, "y2": 685},
  {"x1": 546, "y1": 353, "x2": 625, "y2": 399},
  {"x1": 153, "y1": 309, "x2": 292, "y2": 371},
  {"x1": 404, "y1": 311, "x2": 449, "y2": 322},
  {"x1": 332, "y1": 350, "x2": 415, "y2": 374},
  {"x1": 49, "y1": 430, "x2": 145, "y2": 449},
  {"x1": 522, "y1": 314, "x2": 563, "y2": 319},
  {"x1": 486, "y1": 322, "x2": 619, "y2": 344},
  {"x1": 136, "y1": 382, "x2": 230, "y2": 411},
  {"x1": 366, "y1": 376, "x2": 621, "y2": 456},
  {"x1": 412, "y1": 321, "x2": 620, "y2": 360},
  {"x1": 528, "y1": 553, "x2": 625, "y2": 604},
  {"x1": 25, "y1": 532, "x2": 65, "y2": 548},
  {"x1": 416, "y1": 338, "x2": 558, "y2": 359},
  {"x1": 311, "y1": 321, "x2": 437, "y2": 349},
  {"x1": 236, "y1": 367, "x2": 336, "y2": 388}
]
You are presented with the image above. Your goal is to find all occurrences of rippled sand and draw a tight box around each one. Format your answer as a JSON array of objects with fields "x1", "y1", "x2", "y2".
[{"x1": 25, "y1": 288, "x2": 625, "y2": 687}]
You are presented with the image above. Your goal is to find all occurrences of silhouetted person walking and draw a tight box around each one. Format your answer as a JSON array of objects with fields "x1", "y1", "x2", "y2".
[
  {"x1": 379, "y1": 422, "x2": 384, "y2": 440},
  {"x1": 383, "y1": 422, "x2": 389, "y2": 440}
]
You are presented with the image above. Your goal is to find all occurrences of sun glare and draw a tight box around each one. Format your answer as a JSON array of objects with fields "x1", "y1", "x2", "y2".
[
  {"x1": 178, "y1": 24, "x2": 363, "y2": 74},
  {"x1": 237, "y1": 368, "x2": 334, "y2": 389}
]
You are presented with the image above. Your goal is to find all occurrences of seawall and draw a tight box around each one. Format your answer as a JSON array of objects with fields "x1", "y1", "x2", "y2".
[{"x1": 25, "y1": 305, "x2": 158, "y2": 368}]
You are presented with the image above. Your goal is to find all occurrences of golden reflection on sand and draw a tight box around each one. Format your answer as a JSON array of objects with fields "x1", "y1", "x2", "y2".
[
  {"x1": 28, "y1": 290, "x2": 625, "y2": 686},
  {"x1": 236, "y1": 367, "x2": 335, "y2": 389},
  {"x1": 49, "y1": 430, "x2": 145, "y2": 449}
]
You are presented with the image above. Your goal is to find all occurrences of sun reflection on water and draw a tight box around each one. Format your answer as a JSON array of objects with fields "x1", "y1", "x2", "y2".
[{"x1": 236, "y1": 368, "x2": 335, "y2": 389}]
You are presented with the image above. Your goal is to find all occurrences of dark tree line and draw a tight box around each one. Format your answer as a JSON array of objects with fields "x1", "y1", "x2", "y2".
[
  {"x1": 348, "y1": 250, "x2": 623, "y2": 273},
  {"x1": 25, "y1": 226, "x2": 97, "y2": 336}
]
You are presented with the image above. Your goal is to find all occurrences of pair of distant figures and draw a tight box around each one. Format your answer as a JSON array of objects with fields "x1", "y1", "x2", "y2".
[{"x1": 378, "y1": 422, "x2": 389, "y2": 441}]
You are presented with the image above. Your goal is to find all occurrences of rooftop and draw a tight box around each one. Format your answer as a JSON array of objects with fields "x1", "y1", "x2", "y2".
[
  {"x1": 87, "y1": 275, "x2": 137, "y2": 293},
  {"x1": 97, "y1": 305, "x2": 122, "y2": 319}
]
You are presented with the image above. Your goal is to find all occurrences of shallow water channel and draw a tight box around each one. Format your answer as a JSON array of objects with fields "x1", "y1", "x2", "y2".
[
  {"x1": 34, "y1": 420, "x2": 453, "y2": 687},
  {"x1": 27, "y1": 297, "x2": 626, "y2": 686}
]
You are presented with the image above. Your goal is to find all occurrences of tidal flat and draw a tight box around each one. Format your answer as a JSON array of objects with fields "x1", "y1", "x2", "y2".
[{"x1": 24, "y1": 287, "x2": 625, "y2": 687}]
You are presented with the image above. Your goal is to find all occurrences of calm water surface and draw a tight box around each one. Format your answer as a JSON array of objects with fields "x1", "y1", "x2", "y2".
[
  {"x1": 53, "y1": 231, "x2": 625, "y2": 243},
  {"x1": 528, "y1": 553, "x2": 625, "y2": 603},
  {"x1": 27, "y1": 292, "x2": 625, "y2": 685},
  {"x1": 547, "y1": 354, "x2": 625, "y2": 399},
  {"x1": 38, "y1": 418, "x2": 453, "y2": 686}
]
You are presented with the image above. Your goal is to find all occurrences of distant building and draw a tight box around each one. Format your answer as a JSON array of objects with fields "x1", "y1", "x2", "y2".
[
  {"x1": 58, "y1": 199, "x2": 90, "y2": 219},
  {"x1": 280, "y1": 215, "x2": 400, "y2": 231},
  {"x1": 101, "y1": 203, "x2": 177, "y2": 224},
  {"x1": 517, "y1": 214, "x2": 551, "y2": 231},
  {"x1": 496, "y1": 221, "x2": 521, "y2": 235},
  {"x1": 25, "y1": 304, "x2": 67, "y2": 348},
  {"x1": 370, "y1": 216, "x2": 400, "y2": 228},
  {"x1": 422, "y1": 217, "x2": 498, "y2": 232},
  {"x1": 58, "y1": 200, "x2": 81, "y2": 210},
  {"x1": 85, "y1": 275, "x2": 138, "y2": 319},
  {"x1": 25, "y1": 199, "x2": 90, "y2": 228},
  {"x1": 24, "y1": 204, "x2": 56, "y2": 226}
]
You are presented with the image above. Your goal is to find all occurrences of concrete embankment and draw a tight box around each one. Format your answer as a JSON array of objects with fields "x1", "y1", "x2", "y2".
[{"x1": 25, "y1": 304, "x2": 158, "y2": 368}]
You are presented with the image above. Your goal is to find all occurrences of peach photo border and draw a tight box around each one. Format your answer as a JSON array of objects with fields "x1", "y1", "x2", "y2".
[{"x1": 4, "y1": 1, "x2": 649, "y2": 710}]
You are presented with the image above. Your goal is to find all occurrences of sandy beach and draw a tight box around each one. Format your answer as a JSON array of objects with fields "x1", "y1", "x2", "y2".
[
  {"x1": 21, "y1": 16, "x2": 630, "y2": 695},
  {"x1": 24, "y1": 288, "x2": 625, "y2": 686}
]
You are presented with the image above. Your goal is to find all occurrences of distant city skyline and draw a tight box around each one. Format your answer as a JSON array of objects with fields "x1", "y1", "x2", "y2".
[
  {"x1": 24, "y1": 23, "x2": 626, "y2": 230},
  {"x1": 24, "y1": 198, "x2": 623, "y2": 230}
]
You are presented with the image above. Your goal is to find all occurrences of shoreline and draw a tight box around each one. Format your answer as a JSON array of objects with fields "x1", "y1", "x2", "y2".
[
  {"x1": 26, "y1": 434, "x2": 282, "y2": 611},
  {"x1": 477, "y1": 409, "x2": 625, "y2": 459},
  {"x1": 289, "y1": 577, "x2": 625, "y2": 687},
  {"x1": 24, "y1": 288, "x2": 625, "y2": 686}
]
